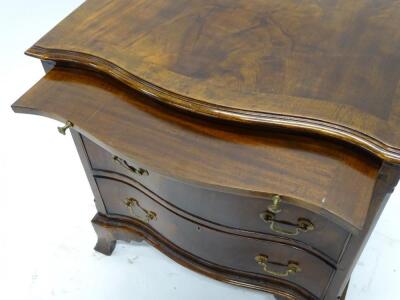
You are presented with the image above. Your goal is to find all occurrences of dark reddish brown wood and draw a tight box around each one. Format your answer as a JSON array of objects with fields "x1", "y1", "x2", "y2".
[
  {"x1": 323, "y1": 162, "x2": 400, "y2": 299},
  {"x1": 92, "y1": 221, "x2": 117, "y2": 256},
  {"x1": 26, "y1": 0, "x2": 400, "y2": 163},
  {"x1": 88, "y1": 160, "x2": 398, "y2": 300},
  {"x1": 92, "y1": 213, "x2": 309, "y2": 300},
  {"x1": 70, "y1": 130, "x2": 107, "y2": 214},
  {"x1": 12, "y1": 64, "x2": 400, "y2": 299},
  {"x1": 11, "y1": 67, "x2": 380, "y2": 231},
  {"x1": 12, "y1": 3, "x2": 400, "y2": 298},
  {"x1": 82, "y1": 134, "x2": 350, "y2": 264},
  {"x1": 339, "y1": 281, "x2": 349, "y2": 300}
]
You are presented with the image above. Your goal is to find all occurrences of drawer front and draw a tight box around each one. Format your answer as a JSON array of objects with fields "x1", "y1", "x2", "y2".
[
  {"x1": 83, "y1": 136, "x2": 350, "y2": 263},
  {"x1": 95, "y1": 176, "x2": 334, "y2": 299}
]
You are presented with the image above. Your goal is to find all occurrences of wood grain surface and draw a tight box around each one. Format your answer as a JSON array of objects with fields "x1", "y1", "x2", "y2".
[
  {"x1": 82, "y1": 135, "x2": 351, "y2": 263},
  {"x1": 26, "y1": 0, "x2": 400, "y2": 162},
  {"x1": 95, "y1": 176, "x2": 334, "y2": 299},
  {"x1": 12, "y1": 66, "x2": 380, "y2": 230},
  {"x1": 92, "y1": 213, "x2": 311, "y2": 300}
]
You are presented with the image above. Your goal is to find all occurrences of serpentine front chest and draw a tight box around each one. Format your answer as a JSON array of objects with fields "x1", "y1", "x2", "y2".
[{"x1": 12, "y1": 1, "x2": 400, "y2": 299}]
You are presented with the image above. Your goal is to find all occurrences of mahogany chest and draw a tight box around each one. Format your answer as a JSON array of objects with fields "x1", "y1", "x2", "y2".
[{"x1": 12, "y1": 1, "x2": 400, "y2": 299}]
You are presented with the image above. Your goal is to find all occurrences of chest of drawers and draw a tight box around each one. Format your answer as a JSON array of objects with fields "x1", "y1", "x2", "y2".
[{"x1": 12, "y1": 1, "x2": 400, "y2": 299}]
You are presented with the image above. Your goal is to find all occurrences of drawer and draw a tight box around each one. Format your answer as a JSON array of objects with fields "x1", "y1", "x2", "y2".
[
  {"x1": 95, "y1": 176, "x2": 335, "y2": 299},
  {"x1": 83, "y1": 136, "x2": 350, "y2": 263}
]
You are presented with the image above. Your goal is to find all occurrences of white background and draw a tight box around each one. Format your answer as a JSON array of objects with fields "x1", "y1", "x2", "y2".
[{"x1": 1, "y1": 1, "x2": 399, "y2": 299}]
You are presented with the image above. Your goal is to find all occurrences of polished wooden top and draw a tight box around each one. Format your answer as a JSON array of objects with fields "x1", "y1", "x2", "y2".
[
  {"x1": 12, "y1": 67, "x2": 380, "y2": 230},
  {"x1": 26, "y1": 0, "x2": 400, "y2": 163}
]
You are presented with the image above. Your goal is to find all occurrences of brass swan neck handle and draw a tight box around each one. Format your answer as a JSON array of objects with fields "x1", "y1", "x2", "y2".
[{"x1": 255, "y1": 255, "x2": 301, "y2": 277}]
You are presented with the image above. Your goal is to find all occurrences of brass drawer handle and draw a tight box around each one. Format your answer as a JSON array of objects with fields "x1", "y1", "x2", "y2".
[
  {"x1": 113, "y1": 156, "x2": 149, "y2": 176},
  {"x1": 255, "y1": 255, "x2": 301, "y2": 277},
  {"x1": 260, "y1": 211, "x2": 314, "y2": 236},
  {"x1": 57, "y1": 120, "x2": 73, "y2": 135},
  {"x1": 268, "y1": 195, "x2": 282, "y2": 213},
  {"x1": 123, "y1": 197, "x2": 157, "y2": 223},
  {"x1": 260, "y1": 195, "x2": 314, "y2": 236}
]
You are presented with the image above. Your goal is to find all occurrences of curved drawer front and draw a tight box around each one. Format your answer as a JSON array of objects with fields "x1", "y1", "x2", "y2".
[
  {"x1": 95, "y1": 176, "x2": 334, "y2": 299},
  {"x1": 83, "y1": 136, "x2": 350, "y2": 263}
]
